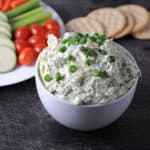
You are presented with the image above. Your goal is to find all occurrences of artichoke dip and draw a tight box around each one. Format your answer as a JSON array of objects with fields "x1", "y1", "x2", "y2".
[{"x1": 38, "y1": 32, "x2": 141, "y2": 105}]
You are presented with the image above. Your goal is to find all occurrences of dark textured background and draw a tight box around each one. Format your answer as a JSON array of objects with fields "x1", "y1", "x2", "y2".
[{"x1": 0, "y1": 0, "x2": 150, "y2": 149}]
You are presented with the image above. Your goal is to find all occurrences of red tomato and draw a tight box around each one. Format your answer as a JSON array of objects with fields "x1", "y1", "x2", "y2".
[
  {"x1": 45, "y1": 29, "x2": 60, "y2": 39},
  {"x1": 15, "y1": 26, "x2": 31, "y2": 40},
  {"x1": 34, "y1": 43, "x2": 47, "y2": 56},
  {"x1": 15, "y1": 40, "x2": 30, "y2": 54},
  {"x1": 28, "y1": 35, "x2": 46, "y2": 46},
  {"x1": 30, "y1": 24, "x2": 46, "y2": 35},
  {"x1": 18, "y1": 48, "x2": 36, "y2": 65},
  {"x1": 45, "y1": 19, "x2": 60, "y2": 32}
]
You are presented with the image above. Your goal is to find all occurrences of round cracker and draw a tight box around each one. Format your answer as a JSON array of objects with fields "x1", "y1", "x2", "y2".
[
  {"x1": 65, "y1": 17, "x2": 105, "y2": 34},
  {"x1": 132, "y1": 13, "x2": 150, "y2": 40},
  {"x1": 117, "y1": 4, "x2": 149, "y2": 33},
  {"x1": 114, "y1": 12, "x2": 135, "y2": 39},
  {"x1": 87, "y1": 8, "x2": 126, "y2": 38}
]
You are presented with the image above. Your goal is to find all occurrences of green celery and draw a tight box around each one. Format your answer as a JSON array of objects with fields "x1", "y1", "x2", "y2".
[
  {"x1": 12, "y1": 12, "x2": 51, "y2": 30},
  {"x1": 10, "y1": 7, "x2": 44, "y2": 23},
  {"x1": 6, "y1": 0, "x2": 40, "y2": 18},
  {"x1": 39, "y1": 20, "x2": 46, "y2": 26}
]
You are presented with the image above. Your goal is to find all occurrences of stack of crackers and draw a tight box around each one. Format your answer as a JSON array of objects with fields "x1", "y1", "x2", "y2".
[{"x1": 66, "y1": 4, "x2": 150, "y2": 40}]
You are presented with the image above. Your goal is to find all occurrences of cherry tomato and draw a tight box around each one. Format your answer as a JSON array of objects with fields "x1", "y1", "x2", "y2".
[
  {"x1": 28, "y1": 35, "x2": 46, "y2": 46},
  {"x1": 15, "y1": 40, "x2": 30, "y2": 54},
  {"x1": 15, "y1": 26, "x2": 31, "y2": 40},
  {"x1": 45, "y1": 29, "x2": 60, "y2": 39},
  {"x1": 34, "y1": 43, "x2": 47, "y2": 56},
  {"x1": 45, "y1": 19, "x2": 60, "y2": 32},
  {"x1": 30, "y1": 24, "x2": 46, "y2": 35},
  {"x1": 18, "y1": 48, "x2": 36, "y2": 65}
]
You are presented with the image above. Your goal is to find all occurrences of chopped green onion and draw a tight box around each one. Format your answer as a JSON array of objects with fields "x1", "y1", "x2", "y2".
[
  {"x1": 100, "y1": 71, "x2": 109, "y2": 78},
  {"x1": 80, "y1": 46, "x2": 87, "y2": 52},
  {"x1": 89, "y1": 36, "x2": 97, "y2": 43},
  {"x1": 93, "y1": 33, "x2": 100, "y2": 37},
  {"x1": 85, "y1": 59, "x2": 93, "y2": 66},
  {"x1": 108, "y1": 56, "x2": 116, "y2": 63},
  {"x1": 59, "y1": 46, "x2": 67, "y2": 53},
  {"x1": 79, "y1": 38, "x2": 87, "y2": 44},
  {"x1": 62, "y1": 39, "x2": 68, "y2": 44},
  {"x1": 68, "y1": 55, "x2": 76, "y2": 61},
  {"x1": 69, "y1": 65, "x2": 78, "y2": 73},
  {"x1": 100, "y1": 34, "x2": 108, "y2": 41},
  {"x1": 92, "y1": 33, "x2": 108, "y2": 42},
  {"x1": 86, "y1": 49, "x2": 97, "y2": 57},
  {"x1": 44, "y1": 74, "x2": 52, "y2": 82},
  {"x1": 67, "y1": 37, "x2": 77, "y2": 46},
  {"x1": 99, "y1": 49, "x2": 107, "y2": 55},
  {"x1": 91, "y1": 69, "x2": 108, "y2": 78},
  {"x1": 55, "y1": 72, "x2": 63, "y2": 81},
  {"x1": 80, "y1": 46, "x2": 96, "y2": 57},
  {"x1": 75, "y1": 32, "x2": 84, "y2": 39},
  {"x1": 98, "y1": 34, "x2": 108, "y2": 46},
  {"x1": 84, "y1": 34, "x2": 89, "y2": 38},
  {"x1": 91, "y1": 69, "x2": 99, "y2": 77},
  {"x1": 61, "y1": 37, "x2": 77, "y2": 46},
  {"x1": 76, "y1": 32, "x2": 83, "y2": 37}
]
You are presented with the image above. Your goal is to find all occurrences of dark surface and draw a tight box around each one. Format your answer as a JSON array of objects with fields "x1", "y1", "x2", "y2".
[{"x1": 0, "y1": 0, "x2": 150, "y2": 149}]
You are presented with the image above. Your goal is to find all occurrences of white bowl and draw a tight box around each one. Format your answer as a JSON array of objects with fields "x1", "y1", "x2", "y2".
[{"x1": 35, "y1": 44, "x2": 139, "y2": 131}]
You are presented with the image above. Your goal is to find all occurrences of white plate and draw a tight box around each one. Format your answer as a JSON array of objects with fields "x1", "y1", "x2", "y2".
[{"x1": 0, "y1": 2, "x2": 65, "y2": 87}]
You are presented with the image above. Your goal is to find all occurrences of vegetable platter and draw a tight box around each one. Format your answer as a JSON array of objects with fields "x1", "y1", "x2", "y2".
[{"x1": 0, "y1": 0, "x2": 65, "y2": 87}]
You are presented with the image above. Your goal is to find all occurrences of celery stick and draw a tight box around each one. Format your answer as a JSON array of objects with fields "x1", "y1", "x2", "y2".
[
  {"x1": 11, "y1": 7, "x2": 44, "y2": 23},
  {"x1": 39, "y1": 20, "x2": 46, "y2": 25},
  {"x1": 12, "y1": 12, "x2": 52, "y2": 30},
  {"x1": 6, "y1": 0, "x2": 40, "y2": 18}
]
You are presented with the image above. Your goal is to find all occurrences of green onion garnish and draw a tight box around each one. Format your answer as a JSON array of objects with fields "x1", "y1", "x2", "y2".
[
  {"x1": 59, "y1": 46, "x2": 67, "y2": 53},
  {"x1": 68, "y1": 55, "x2": 76, "y2": 61},
  {"x1": 93, "y1": 33, "x2": 100, "y2": 37},
  {"x1": 80, "y1": 46, "x2": 96, "y2": 57},
  {"x1": 44, "y1": 74, "x2": 52, "y2": 82},
  {"x1": 79, "y1": 38, "x2": 87, "y2": 44},
  {"x1": 61, "y1": 37, "x2": 77, "y2": 46},
  {"x1": 86, "y1": 49, "x2": 97, "y2": 57},
  {"x1": 85, "y1": 59, "x2": 93, "y2": 66},
  {"x1": 62, "y1": 39, "x2": 68, "y2": 44},
  {"x1": 91, "y1": 69, "x2": 108, "y2": 78},
  {"x1": 67, "y1": 37, "x2": 77, "y2": 46},
  {"x1": 100, "y1": 34, "x2": 108, "y2": 41},
  {"x1": 75, "y1": 32, "x2": 84, "y2": 39},
  {"x1": 84, "y1": 34, "x2": 89, "y2": 38},
  {"x1": 55, "y1": 72, "x2": 63, "y2": 81},
  {"x1": 69, "y1": 65, "x2": 78, "y2": 73},
  {"x1": 98, "y1": 34, "x2": 108, "y2": 46},
  {"x1": 99, "y1": 49, "x2": 107, "y2": 55},
  {"x1": 89, "y1": 36, "x2": 97, "y2": 43},
  {"x1": 108, "y1": 56, "x2": 116, "y2": 63},
  {"x1": 80, "y1": 46, "x2": 87, "y2": 52}
]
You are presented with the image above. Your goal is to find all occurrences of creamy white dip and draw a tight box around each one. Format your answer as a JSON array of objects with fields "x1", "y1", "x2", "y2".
[{"x1": 38, "y1": 32, "x2": 141, "y2": 105}]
